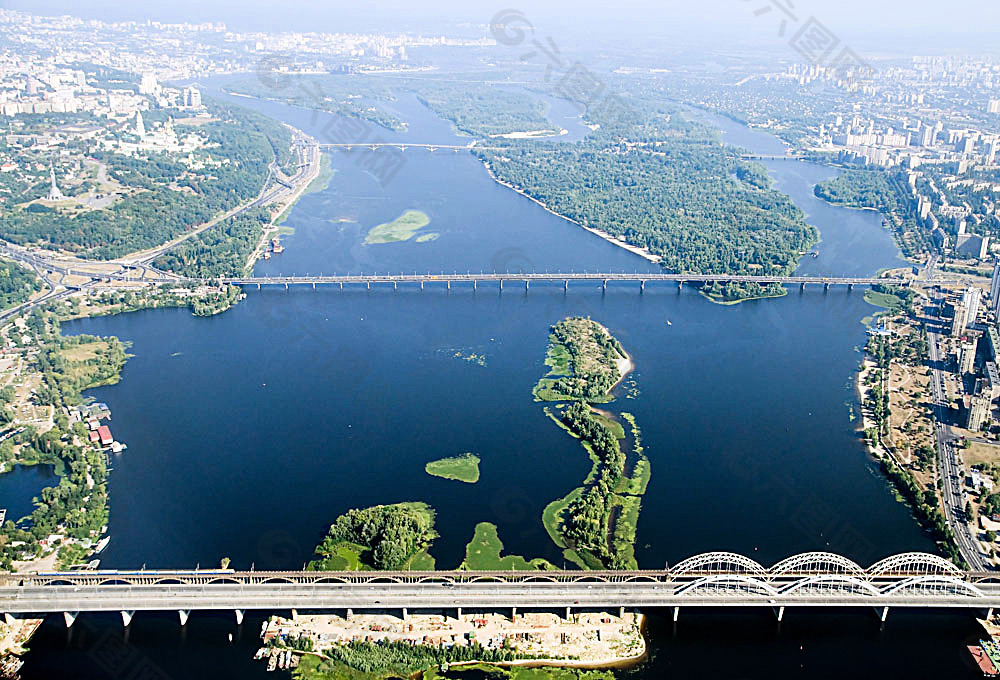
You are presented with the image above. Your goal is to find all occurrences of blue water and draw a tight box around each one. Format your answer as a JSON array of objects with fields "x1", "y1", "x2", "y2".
[
  {"x1": 0, "y1": 463, "x2": 56, "y2": 524},
  {"x1": 20, "y1": 82, "x2": 986, "y2": 679}
]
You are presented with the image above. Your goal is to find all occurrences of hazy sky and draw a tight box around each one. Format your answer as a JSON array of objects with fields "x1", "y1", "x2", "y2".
[{"x1": 8, "y1": 0, "x2": 1000, "y2": 52}]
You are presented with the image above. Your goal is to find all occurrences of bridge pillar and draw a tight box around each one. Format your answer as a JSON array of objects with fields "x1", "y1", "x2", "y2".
[
  {"x1": 367, "y1": 282, "x2": 370, "y2": 290},
  {"x1": 525, "y1": 279, "x2": 529, "y2": 291},
  {"x1": 291, "y1": 609, "x2": 298, "y2": 622},
  {"x1": 284, "y1": 282, "x2": 288, "y2": 290},
  {"x1": 256, "y1": 283, "x2": 261, "y2": 290},
  {"x1": 772, "y1": 606, "x2": 784, "y2": 622},
  {"x1": 564, "y1": 280, "x2": 568, "y2": 292},
  {"x1": 63, "y1": 612, "x2": 77, "y2": 628},
  {"x1": 672, "y1": 607, "x2": 680, "y2": 622},
  {"x1": 402, "y1": 608, "x2": 408, "y2": 621},
  {"x1": 499, "y1": 279, "x2": 503, "y2": 291},
  {"x1": 447, "y1": 280, "x2": 451, "y2": 290},
  {"x1": 178, "y1": 610, "x2": 190, "y2": 626},
  {"x1": 346, "y1": 608, "x2": 353, "y2": 621},
  {"x1": 121, "y1": 610, "x2": 134, "y2": 627},
  {"x1": 677, "y1": 281, "x2": 684, "y2": 291},
  {"x1": 800, "y1": 282, "x2": 805, "y2": 291},
  {"x1": 456, "y1": 607, "x2": 462, "y2": 620},
  {"x1": 602, "y1": 280, "x2": 607, "y2": 293},
  {"x1": 640, "y1": 281, "x2": 645, "y2": 293},
  {"x1": 393, "y1": 281, "x2": 397, "y2": 290},
  {"x1": 824, "y1": 282, "x2": 830, "y2": 291},
  {"x1": 312, "y1": 282, "x2": 316, "y2": 290},
  {"x1": 511, "y1": 607, "x2": 516, "y2": 621},
  {"x1": 473, "y1": 280, "x2": 477, "y2": 290},
  {"x1": 235, "y1": 610, "x2": 245, "y2": 626},
  {"x1": 620, "y1": 606, "x2": 626, "y2": 619},
  {"x1": 420, "y1": 281, "x2": 424, "y2": 290},
  {"x1": 875, "y1": 606, "x2": 889, "y2": 622},
  {"x1": 565, "y1": 606, "x2": 572, "y2": 622},
  {"x1": 339, "y1": 282, "x2": 343, "y2": 290},
  {"x1": 848, "y1": 283, "x2": 854, "y2": 291}
]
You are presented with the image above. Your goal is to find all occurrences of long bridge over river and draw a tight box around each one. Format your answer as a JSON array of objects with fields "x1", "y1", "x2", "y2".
[
  {"x1": 215, "y1": 272, "x2": 913, "y2": 292},
  {"x1": 3, "y1": 553, "x2": 999, "y2": 627}
]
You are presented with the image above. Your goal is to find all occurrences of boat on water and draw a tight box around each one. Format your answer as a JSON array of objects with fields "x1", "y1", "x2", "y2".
[
  {"x1": 970, "y1": 645, "x2": 1000, "y2": 676},
  {"x1": 665, "y1": 320, "x2": 672, "y2": 326},
  {"x1": 254, "y1": 647, "x2": 266, "y2": 660},
  {"x1": 92, "y1": 536, "x2": 110, "y2": 554}
]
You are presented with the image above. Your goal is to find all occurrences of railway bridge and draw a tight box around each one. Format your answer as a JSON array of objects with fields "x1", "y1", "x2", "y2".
[{"x1": 3, "y1": 552, "x2": 998, "y2": 628}]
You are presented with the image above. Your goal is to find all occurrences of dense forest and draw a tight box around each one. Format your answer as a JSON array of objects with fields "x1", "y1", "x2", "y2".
[
  {"x1": 307, "y1": 502, "x2": 437, "y2": 571},
  {"x1": 534, "y1": 317, "x2": 627, "y2": 402},
  {"x1": 475, "y1": 99, "x2": 817, "y2": 300},
  {"x1": 0, "y1": 260, "x2": 42, "y2": 311},
  {"x1": 1, "y1": 100, "x2": 284, "y2": 259},
  {"x1": 414, "y1": 82, "x2": 556, "y2": 137},
  {"x1": 154, "y1": 207, "x2": 271, "y2": 277}
]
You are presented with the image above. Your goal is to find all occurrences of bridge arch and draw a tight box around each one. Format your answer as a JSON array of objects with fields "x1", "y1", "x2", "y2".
[
  {"x1": 769, "y1": 552, "x2": 864, "y2": 576},
  {"x1": 206, "y1": 577, "x2": 242, "y2": 585},
  {"x1": 676, "y1": 575, "x2": 778, "y2": 597},
  {"x1": 779, "y1": 575, "x2": 880, "y2": 597},
  {"x1": 259, "y1": 577, "x2": 296, "y2": 584},
  {"x1": 881, "y1": 576, "x2": 984, "y2": 598},
  {"x1": 671, "y1": 552, "x2": 767, "y2": 577},
  {"x1": 867, "y1": 553, "x2": 961, "y2": 577}
]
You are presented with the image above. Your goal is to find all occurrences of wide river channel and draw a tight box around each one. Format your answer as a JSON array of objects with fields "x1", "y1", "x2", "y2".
[{"x1": 20, "y1": 83, "x2": 988, "y2": 678}]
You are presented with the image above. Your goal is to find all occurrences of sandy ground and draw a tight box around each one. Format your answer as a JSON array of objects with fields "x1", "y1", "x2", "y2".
[{"x1": 260, "y1": 611, "x2": 646, "y2": 668}]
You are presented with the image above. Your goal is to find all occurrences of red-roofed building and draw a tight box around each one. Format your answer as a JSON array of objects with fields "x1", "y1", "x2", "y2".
[
  {"x1": 97, "y1": 425, "x2": 113, "y2": 447},
  {"x1": 88, "y1": 430, "x2": 99, "y2": 444}
]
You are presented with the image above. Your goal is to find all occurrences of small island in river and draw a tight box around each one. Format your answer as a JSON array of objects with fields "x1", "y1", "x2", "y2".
[
  {"x1": 425, "y1": 452, "x2": 481, "y2": 483},
  {"x1": 306, "y1": 502, "x2": 437, "y2": 571},
  {"x1": 533, "y1": 317, "x2": 632, "y2": 403},
  {"x1": 364, "y1": 209, "x2": 431, "y2": 244}
]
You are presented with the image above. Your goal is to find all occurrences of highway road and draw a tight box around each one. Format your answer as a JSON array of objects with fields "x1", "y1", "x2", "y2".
[{"x1": 926, "y1": 297, "x2": 988, "y2": 570}]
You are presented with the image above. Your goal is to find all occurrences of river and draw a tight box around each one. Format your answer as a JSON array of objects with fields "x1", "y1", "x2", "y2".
[{"x1": 18, "y1": 84, "x2": 988, "y2": 678}]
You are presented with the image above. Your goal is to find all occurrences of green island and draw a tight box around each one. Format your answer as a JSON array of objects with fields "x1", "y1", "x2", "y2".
[
  {"x1": 295, "y1": 653, "x2": 615, "y2": 680},
  {"x1": 533, "y1": 317, "x2": 630, "y2": 403},
  {"x1": 364, "y1": 209, "x2": 431, "y2": 245},
  {"x1": 306, "y1": 502, "x2": 437, "y2": 571},
  {"x1": 474, "y1": 99, "x2": 817, "y2": 302},
  {"x1": 534, "y1": 319, "x2": 651, "y2": 570},
  {"x1": 425, "y1": 453, "x2": 481, "y2": 484},
  {"x1": 459, "y1": 522, "x2": 556, "y2": 571}
]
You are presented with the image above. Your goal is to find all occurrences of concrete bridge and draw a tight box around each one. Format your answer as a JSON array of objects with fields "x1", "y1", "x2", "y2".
[
  {"x1": 3, "y1": 553, "x2": 998, "y2": 627},
  {"x1": 218, "y1": 272, "x2": 915, "y2": 292},
  {"x1": 318, "y1": 142, "x2": 478, "y2": 153}
]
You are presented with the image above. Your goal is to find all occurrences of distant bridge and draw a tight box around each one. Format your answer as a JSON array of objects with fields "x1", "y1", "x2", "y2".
[
  {"x1": 317, "y1": 142, "x2": 478, "y2": 153},
  {"x1": 3, "y1": 553, "x2": 998, "y2": 627}
]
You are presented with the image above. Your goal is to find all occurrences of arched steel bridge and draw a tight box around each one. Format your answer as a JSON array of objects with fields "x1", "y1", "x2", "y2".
[{"x1": 3, "y1": 553, "x2": 999, "y2": 626}]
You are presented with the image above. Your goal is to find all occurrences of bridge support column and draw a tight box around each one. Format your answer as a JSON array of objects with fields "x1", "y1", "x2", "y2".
[
  {"x1": 677, "y1": 281, "x2": 684, "y2": 291},
  {"x1": 447, "y1": 280, "x2": 451, "y2": 290},
  {"x1": 473, "y1": 280, "x2": 477, "y2": 290},
  {"x1": 875, "y1": 606, "x2": 889, "y2": 622},
  {"x1": 848, "y1": 283, "x2": 854, "y2": 291},
  {"x1": 456, "y1": 607, "x2": 462, "y2": 620},
  {"x1": 339, "y1": 282, "x2": 343, "y2": 290},
  {"x1": 824, "y1": 282, "x2": 830, "y2": 291},
  {"x1": 235, "y1": 610, "x2": 245, "y2": 626},
  {"x1": 346, "y1": 609, "x2": 353, "y2": 621},
  {"x1": 257, "y1": 283, "x2": 261, "y2": 290},
  {"x1": 178, "y1": 610, "x2": 190, "y2": 626},
  {"x1": 640, "y1": 280, "x2": 645, "y2": 293},
  {"x1": 312, "y1": 282, "x2": 316, "y2": 290},
  {"x1": 511, "y1": 607, "x2": 516, "y2": 622},
  {"x1": 619, "y1": 606, "x2": 626, "y2": 619},
  {"x1": 565, "y1": 606, "x2": 572, "y2": 622},
  {"x1": 402, "y1": 608, "x2": 408, "y2": 622},
  {"x1": 121, "y1": 611, "x2": 134, "y2": 628},
  {"x1": 772, "y1": 606, "x2": 784, "y2": 623},
  {"x1": 420, "y1": 281, "x2": 424, "y2": 290},
  {"x1": 291, "y1": 609, "x2": 298, "y2": 622},
  {"x1": 63, "y1": 612, "x2": 77, "y2": 628},
  {"x1": 393, "y1": 281, "x2": 397, "y2": 290},
  {"x1": 672, "y1": 607, "x2": 680, "y2": 622},
  {"x1": 499, "y1": 280, "x2": 503, "y2": 291},
  {"x1": 525, "y1": 280, "x2": 529, "y2": 291},
  {"x1": 366, "y1": 282, "x2": 370, "y2": 290},
  {"x1": 800, "y1": 282, "x2": 805, "y2": 291},
  {"x1": 564, "y1": 280, "x2": 568, "y2": 292},
  {"x1": 284, "y1": 282, "x2": 288, "y2": 290}
]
